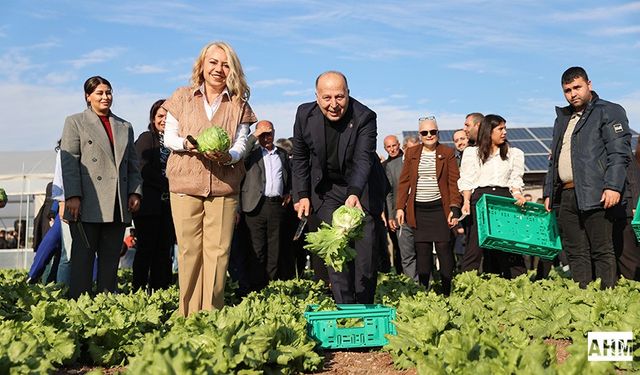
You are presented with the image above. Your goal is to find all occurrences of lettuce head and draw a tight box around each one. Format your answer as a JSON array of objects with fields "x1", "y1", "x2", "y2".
[
  {"x1": 196, "y1": 126, "x2": 231, "y2": 153},
  {"x1": 303, "y1": 205, "x2": 365, "y2": 272},
  {"x1": 332, "y1": 205, "x2": 365, "y2": 238}
]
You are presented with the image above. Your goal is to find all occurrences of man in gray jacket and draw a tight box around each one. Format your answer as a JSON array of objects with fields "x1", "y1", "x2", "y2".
[
  {"x1": 240, "y1": 120, "x2": 291, "y2": 291},
  {"x1": 544, "y1": 66, "x2": 631, "y2": 289},
  {"x1": 383, "y1": 135, "x2": 417, "y2": 280}
]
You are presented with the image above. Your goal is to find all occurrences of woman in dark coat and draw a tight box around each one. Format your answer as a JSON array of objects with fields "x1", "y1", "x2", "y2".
[{"x1": 133, "y1": 99, "x2": 176, "y2": 291}]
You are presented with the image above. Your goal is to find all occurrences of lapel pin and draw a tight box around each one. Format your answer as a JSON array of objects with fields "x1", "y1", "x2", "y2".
[{"x1": 349, "y1": 122, "x2": 353, "y2": 128}]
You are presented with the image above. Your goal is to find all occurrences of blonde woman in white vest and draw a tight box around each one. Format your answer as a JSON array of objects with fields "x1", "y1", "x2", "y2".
[{"x1": 163, "y1": 42, "x2": 257, "y2": 316}]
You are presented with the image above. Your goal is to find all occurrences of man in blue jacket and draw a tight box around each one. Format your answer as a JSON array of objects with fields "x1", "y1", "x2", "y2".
[{"x1": 544, "y1": 66, "x2": 631, "y2": 288}]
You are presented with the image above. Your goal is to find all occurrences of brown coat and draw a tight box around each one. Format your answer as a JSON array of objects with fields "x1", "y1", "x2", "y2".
[
  {"x1": 396, "y1": 143, "x2": 462, "y2": 229},
  {"x1": 163, "y1": 87, "x2": 257, "y2": 197}
]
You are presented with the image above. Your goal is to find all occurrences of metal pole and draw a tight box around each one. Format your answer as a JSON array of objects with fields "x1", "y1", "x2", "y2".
[
  {"x1": 18, "y1": 163, "x2": 25, "y2": 250},
  {"x1": 24, "y1": 179, "x2": 31, "y2": 269}
]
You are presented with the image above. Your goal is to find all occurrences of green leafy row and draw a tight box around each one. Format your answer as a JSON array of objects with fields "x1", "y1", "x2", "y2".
[
  {"x1": 384, "y1": 271, "x2": 640, "y2": 374},
  {"x1": 1, "y1": 268, "x2": 639, "y2": 374},
  {"x1": 127, "y1": 280, "x2": 331, "y2": 374}
]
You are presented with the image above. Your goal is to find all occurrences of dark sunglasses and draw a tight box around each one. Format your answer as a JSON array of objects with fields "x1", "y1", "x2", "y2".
[
  {"x1": 419, "y1": 129, "x2": 438, "y2": 137},
  {"x1": 260, "y1": 132, "x2": 273, "y2": 137}
]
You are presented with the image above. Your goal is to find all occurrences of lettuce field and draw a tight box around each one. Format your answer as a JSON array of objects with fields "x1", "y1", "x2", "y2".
[{"x1": 0, "y1": 269, "x2": 638, "y2": 374}]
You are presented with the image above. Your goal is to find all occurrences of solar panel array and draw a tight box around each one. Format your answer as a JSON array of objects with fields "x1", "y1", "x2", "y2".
[{"x1": 401, "y1": 127, "x2": 639, "y2": 173}]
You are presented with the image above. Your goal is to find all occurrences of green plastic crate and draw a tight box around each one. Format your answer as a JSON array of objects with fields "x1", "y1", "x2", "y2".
[
  {"x1": 476, "y1": 194, "x2": 562, "y2": 260},
  {"x1": 304, "y1": 304, "x2": 397, "y2": 349},
  {"x1": 631, "y1": 198, "x2": 640, "y2": 241}
]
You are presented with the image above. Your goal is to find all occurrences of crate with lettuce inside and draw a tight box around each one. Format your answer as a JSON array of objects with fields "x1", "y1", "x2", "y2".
[
  {"x1": 475, "y1": 194, "x2": 562, "y2": 260},
  {"x1": 304, "y1": 304, "x2": 397, "y2": 349}
]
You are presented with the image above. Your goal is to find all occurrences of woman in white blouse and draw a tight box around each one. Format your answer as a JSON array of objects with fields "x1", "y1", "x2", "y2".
[
  {"x1": 458, "y1": 114, "x2": 527, "y2": 278},
  {"x1": 162, "y1": 42, "x2": 257, "y2": 316}
]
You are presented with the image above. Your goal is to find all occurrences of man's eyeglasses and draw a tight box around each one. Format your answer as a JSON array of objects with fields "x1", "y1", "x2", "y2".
[
  {"x1": 259, "y1": 132, "x2": 273, "y2": 137},
  {"x1": 418, "y1": 115, "x2": 436, "y2": 122},
  {"x1": 420, "y1": 129, "x2": 438, "y2": 137}
]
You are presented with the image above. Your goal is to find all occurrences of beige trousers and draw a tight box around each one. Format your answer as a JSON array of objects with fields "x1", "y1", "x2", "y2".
[{"x1": 170, "y1": 193, "x2": 238, "y2": 316}]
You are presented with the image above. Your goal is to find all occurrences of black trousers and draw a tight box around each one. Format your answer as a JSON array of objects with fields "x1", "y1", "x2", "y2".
[
  {"x1": 245, "y1": 197, "x2": 286, "y2": 291},
  {"x1": 229, "y1": 216, "x2": 250, "y2": 297},
  {"x1": 133, "y1": 207, "x2": 175, "y2": 291},
  {"x1": 278, "y1": 203, "x2": 308, "y2": 280},
  {"x1": 415, "y1": 241, "x2": 454, "y2": 295},
  {"x1": 313, "y1": 185, "x2": 382, "y2": 304},
  {"x1": 558, "y1": 189, "x2": 617, "y2": 288},
  {"x1": 612, "y1": 217, "x2": 640, "y2": 281},
  {"x1": 69, "y1": 221, "x2": 126, "y2": 298},
  {"x1": 462, "y1": 187, "x2": 526, "y2": 278}
]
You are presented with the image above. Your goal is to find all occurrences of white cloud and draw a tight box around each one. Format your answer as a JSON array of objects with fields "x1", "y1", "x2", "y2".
[
  {"x1": 0, "y1": 83, "x2": 79, "y2": 150},
  {"x1": 168, "y1": 73, "x2": 191, "y2": 83},
  {"x1": 616, "y1": 90, "x2": 640, "y2": 133},
  {"x1": 250, "y1": 101, "x2": 300, "y2": 135},
  {"x1": 0, "y1": 83, "x2": 162, "y2": 151},
  {"x1": 551, "y1": 2, "x2": 640, "y2": 21},
  {"x1": 126, "y1": 64, "x2": 168, "y2": 74},
  {"x1": 598, "y1": 26, "x2": 640, "y2": 36},
  {"x1": 0, "y1": 51, "x2": 36, "y2": 82},
  {"x1": 282, "y1": 88, "x2": 314, "y2": 97},
  {"x1": 25, "y1": 8, "x2": 63, "y2": 19},
  {"x1": 252, "y1": 78, "x2": 299, "y2": 88},
  {"x1": 42, "y1": 71, "x2": 77, "y2": 85},
  {"x1": 68, "y1": 47, "x2": 126, "y2": 68},
  {"x1": 447, "y1": 62, "x2": 487, "y2": 74}
]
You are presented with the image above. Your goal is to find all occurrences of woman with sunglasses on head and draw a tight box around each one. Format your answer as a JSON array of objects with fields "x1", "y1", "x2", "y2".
[
  {"x1": 458, "y1": 114, "x2": 527, "y2": 278},
  {"x1": 132, "y1": 99, "x2": 176, "y2": 292},
  {"x1": 396, "y1": 116, "x2": 461, "y2": 295}
]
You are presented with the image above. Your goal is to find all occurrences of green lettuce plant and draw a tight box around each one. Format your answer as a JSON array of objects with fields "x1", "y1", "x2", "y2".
[
  {"x1": 304, "y1": 205, "x2": 365, "y2": 272},
  {"x1": 196, "y1": 126, "x2": 230, "y2": 153}
]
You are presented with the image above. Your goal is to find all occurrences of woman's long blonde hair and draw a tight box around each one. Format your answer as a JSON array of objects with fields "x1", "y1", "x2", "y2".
[{"x1": 190, "y1": 41, "x2": 250, "y2": 100}]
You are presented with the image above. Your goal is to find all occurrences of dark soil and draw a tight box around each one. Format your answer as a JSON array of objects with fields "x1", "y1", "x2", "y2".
[{"x1": 309, "y1": 350, "x2": 417, "y2": 375}]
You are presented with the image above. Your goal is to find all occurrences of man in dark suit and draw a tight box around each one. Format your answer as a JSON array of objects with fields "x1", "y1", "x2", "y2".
[
  {"x1": 241, "y1": 120, "x2": 291, "y2": 291},
  {"x1": 383, "y1": 135, "x2": 417, "y2": 280},
  {"x1": 292, "y1": 71, "x2": 388, "y2": 304}
]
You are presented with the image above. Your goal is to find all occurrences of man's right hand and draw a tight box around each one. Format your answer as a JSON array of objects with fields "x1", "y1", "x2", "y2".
[
  {"x1": 388, "y1": 218, "x2": 398, "y2": 232},
  {"x1": 396, "y1": 210, "x2": 405, "y2": 226},
  {"x1": 66, "y1": 197, "x2": 81, "y2": 222},
  {"x1": 253, "y1": 126, "x2": 269, "y2": 138},
  {"x1": 296, "y1": 198, "x2": 311, "y2": 219},
  {"x1": 544, "y1": 197, "x2": 551, "y2": 212}
]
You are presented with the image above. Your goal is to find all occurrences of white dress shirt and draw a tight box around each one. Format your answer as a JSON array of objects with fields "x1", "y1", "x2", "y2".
[
  {"x1": 457, "y1": 146, "x2": 525, "y2": 193},
  {"x1": 164, "y1": 86, "x2": 251, "y2": 164},
  {"x1": 262, "y1": 147, "x2": 284, "y2": 197}
]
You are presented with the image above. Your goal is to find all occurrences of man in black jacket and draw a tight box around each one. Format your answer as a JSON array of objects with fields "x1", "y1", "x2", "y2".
[
  {"x1": 292, "y1": 71, "x2": 388, "y2": 303},
  {"x1": 544, "y1": 66, "x2": 631, "y2": 288}
]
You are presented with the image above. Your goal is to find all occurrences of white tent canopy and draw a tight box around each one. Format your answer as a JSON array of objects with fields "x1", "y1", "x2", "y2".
[
  {"x1": 0, "y1": 150, "x2": 56, "y2": 195},
  {"x1": 0, "y1": 150, "x2": 56, "y2": 247}
]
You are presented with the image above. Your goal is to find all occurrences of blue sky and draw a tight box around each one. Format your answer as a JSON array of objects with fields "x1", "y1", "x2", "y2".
[{"x1": 1, "y1": 0, "x2": 639, "y2": 154}]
